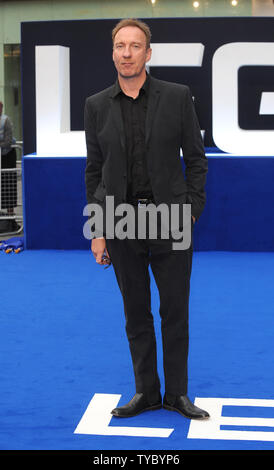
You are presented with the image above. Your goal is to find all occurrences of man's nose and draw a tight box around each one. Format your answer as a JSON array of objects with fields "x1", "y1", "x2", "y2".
[{"x1": 123, "y1": 46, "x2": 131, "y2": 57}]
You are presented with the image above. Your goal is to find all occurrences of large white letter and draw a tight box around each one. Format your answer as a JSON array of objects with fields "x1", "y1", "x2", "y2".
[
  {"x1": 149, "y1": 43, "x2": 204, "y2": 67},
  {"x1": 35, "y1": 44, "x2": 205, "y2": 157},
  {"x1": 35, "y1": 45, "x2": 86, "y2": 156},
  {"x1": 212, "y1": 42, "x2": 274, "y2": 156},
  {"x1": 188, "y1": 397, "x2": 274, "y2": 441},
  {"x1": 74, "y1": 393, "x2": 173, "y2": 438}
]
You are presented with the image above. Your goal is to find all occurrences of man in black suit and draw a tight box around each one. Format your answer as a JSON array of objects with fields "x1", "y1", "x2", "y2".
[{"x1": 85, "y1": 18, "x2": 209, "y2": 419}]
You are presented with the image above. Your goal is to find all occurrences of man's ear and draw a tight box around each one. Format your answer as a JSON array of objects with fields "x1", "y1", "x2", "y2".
[{"x1": 146, "y1": 47, "x2": 152, "y2": 64}]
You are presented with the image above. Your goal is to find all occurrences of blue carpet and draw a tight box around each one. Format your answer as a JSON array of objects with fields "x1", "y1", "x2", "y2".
[{"x1": 1, "y1": 249, "x2": 274, "y2": 450}]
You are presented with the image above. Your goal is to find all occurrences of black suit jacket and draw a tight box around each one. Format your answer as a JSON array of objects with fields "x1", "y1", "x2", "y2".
[{"x1": 84, "y1": 75, "x2": 208, "y2": 226}]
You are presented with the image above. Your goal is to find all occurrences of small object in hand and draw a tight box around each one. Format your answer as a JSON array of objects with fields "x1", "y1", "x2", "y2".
[{"x1": 102, "y1": 254, "x2": 111, "y2": 269}]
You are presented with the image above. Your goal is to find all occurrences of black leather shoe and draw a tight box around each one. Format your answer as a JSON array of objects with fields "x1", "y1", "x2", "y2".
[
  {"x1": 163, "y1": 394, "x2": 210, "y2": 419},
  {"x1": 111, "y1": 392, "x2": 162, "y2": 418}
]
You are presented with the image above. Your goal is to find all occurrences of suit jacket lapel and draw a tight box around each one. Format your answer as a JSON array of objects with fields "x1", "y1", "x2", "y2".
[
  {"x1": 146, "y1": 77, "x2": 160, "y2": 146},
  {"x1": 109, "y1": 88, "x2": 126, "y2": 152}
]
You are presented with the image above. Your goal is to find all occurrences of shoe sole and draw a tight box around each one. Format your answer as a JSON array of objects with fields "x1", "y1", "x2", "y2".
[
  {"x1": 163, "y1": 403, "x2": 210, "y2": 419},
  {"x1": 111, "y1": 403, "x2": 162, "y2": 418}
]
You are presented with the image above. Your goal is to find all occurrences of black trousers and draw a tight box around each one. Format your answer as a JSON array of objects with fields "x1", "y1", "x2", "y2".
[{"x1": 106, "y1": 216, "x2": 193, "y2": 398}]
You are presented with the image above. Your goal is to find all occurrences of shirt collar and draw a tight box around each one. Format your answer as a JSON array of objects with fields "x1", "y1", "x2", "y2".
[{"x1": 112, "y1": 73, "x2": 150, "y2": 99}]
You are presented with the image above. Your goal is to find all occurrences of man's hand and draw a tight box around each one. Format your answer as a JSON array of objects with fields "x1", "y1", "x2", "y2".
[
  {"x1": 192, "y1": 216, "x2": 196, "y2": 224},
  {"x1": 91, "y1": 238, "x2": 111, "y2": 266}
]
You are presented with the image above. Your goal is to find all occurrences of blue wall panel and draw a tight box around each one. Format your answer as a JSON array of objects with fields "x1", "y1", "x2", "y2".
[
  {"x1": 22, "y1": 155, "x2": 274, "y2": 251},
  {"x1": 23, "y1": 156, "x2": 89, "y2": 250}
]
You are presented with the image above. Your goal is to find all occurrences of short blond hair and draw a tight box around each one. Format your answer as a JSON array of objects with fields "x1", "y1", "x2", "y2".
[{"x1": 112, "y1": 18, "x2": 151, "y2": 49}]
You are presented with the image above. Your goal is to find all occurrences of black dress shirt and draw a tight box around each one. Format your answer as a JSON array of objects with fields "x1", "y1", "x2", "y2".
[{"x1": 113, "y1": 75, "x2": 153, "y2": 200}]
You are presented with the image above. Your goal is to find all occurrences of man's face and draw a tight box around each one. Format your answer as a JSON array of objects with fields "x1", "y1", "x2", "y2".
[{"x1": 112, "y1": 26, "x2": 152, "y2": 79}]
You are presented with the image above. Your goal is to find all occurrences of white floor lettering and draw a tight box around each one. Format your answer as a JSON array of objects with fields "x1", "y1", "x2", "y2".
[
  {"x1": 74, "y1": 393, "x2": 174, "y2": 438},
  {"x1": 188, "y1": 397, "x2": 274, "y2": 441}
]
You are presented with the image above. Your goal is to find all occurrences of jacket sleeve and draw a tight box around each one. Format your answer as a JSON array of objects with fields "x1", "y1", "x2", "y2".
[
  {"x1": 0, "y1": 117, "x2": 13, "y2": 149},
  {"x1": 181, "y1": 86, "x2": 208, "y2": 221},
  {"x1": 84, "y1": 98, "x2": 103, "y2": 204}
]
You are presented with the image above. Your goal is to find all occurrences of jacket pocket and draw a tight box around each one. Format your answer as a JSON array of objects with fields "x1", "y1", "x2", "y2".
[
  {"x1": 171, "y1": 179, "x2": 187, "y2": 196},
  {"x1": 93, "y1": 181, "x2": 106, "y2": 201}
]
